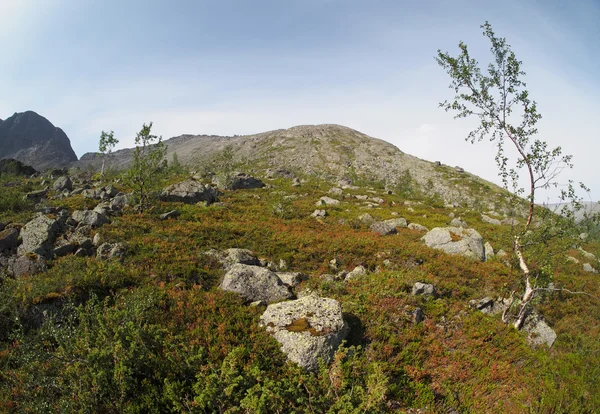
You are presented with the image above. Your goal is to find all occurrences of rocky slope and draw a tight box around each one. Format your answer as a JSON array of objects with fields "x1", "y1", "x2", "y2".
[
  {"x1": 75, "y1": 124, "x2": 509, "y2": 209},
  {"x1": 0, "y1": 111, "x2": 77, "y2": 171}
]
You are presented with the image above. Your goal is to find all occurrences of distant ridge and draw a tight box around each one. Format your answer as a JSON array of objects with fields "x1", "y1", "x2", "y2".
[{"x1": 0, "y1": 111, "x2": 77, "y2": 170}]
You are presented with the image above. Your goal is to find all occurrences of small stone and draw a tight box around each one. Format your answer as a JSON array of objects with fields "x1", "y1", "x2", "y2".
[
  {"x1": 411, "y1": 282, "x2": 436, "y2": 298},
  {"x1": 160, "y1": 210, "x2": 180, "y2": 220}
]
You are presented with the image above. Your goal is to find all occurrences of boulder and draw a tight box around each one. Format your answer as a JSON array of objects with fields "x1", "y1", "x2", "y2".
[
  {"x1": 522, "y1": 310, "x2": 557, "y2": 348},
  {"x1": 315, "y1": 196, "x2": 340, "y2": 207},
  {"x1": 18, "y1": 214, "x2": 63, "y2": 258},
  {"x1": 358, "y1": 213, "x2": 374, "y2": 224},
  {"x1": 422, "y1": 227, "x2": 485, "y2": 261},
  {"x1": 311, "y1": 209, "x2": 327, "y2": 218},
  {"x1": 230, "y1": 174, "x2": 265, "y2": 190},
  {"x1": 345, "y1": 265, "x2": 367, "y2": 281},
  {"x1": 408, "y1": 223, "x2": 428, "y2": 232},
  {"x1": 484, "y1": 242, "x2": 495, "y2": 258},
  {"x1": 383, "y1": 217, "x2": 407, "y2": 228},
  {"x1": 0, "y1": 228, "x2": 20, "y2": 251},
  {"x1": 468, "y1": 297, "x2": 495, "y2": 314},
  {"x1": 328, "y1": 187, "x2": 343, "y2": 196},
  {"x1": 276, "y1": 272, "x2": 308, "y2": 287},
  {"x1": 259, "y1": 294, "x2": 349, "y2": 371},
  {"x1": 583, "y1": 263, "x2": 598, "y2": 273},
  {"x1": 52, "y1": 176, "x2": 72, "y2": 192},
  {"x1": 370, "y1": 221, "x2": 397, "y2": 236},
  {"x1": 481, "y1": 214, "x2": 501, "y2": 226},
  {"x1": 160, "y1": 210, "x2": 180, "y2": 220},
  {"x1": 160, "y1": 179, "x2": 219, "y2": 204},
  {"x1": 411, "y1": 282, "x2": 436, "y2": 298},
  {"x1": 96, "y1": 242, "x2": 127, "y2": 261},
  {"x1": 24, "y1": 188, "x2": 48, "y2": 201},
  {"x1": 450, "y1": 218, "x2": 468, "y2": 228},
  {"x1": 220, "y1": 264, "x2": 293, "y2": 303},
  {"x1": 10, "y1": 254, "x2": 47, "y2": 277},
  {"x1": 72, "y1": 210, "x2": 109, "y2": 228},
  {"x1": 205, "y1": 248, "x2": 261, "y2": 270},
  {"x1": 110, "y1": 193, "x2": 131, "y2": 210},
  {"x1": 501, "y1": 217, "x2": 520, "y2": 226}
]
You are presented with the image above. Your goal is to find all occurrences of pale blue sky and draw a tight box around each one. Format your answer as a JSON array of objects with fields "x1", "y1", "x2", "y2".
[{"x1": 1, "y1": 0, "x2": 599, "y2": 201}]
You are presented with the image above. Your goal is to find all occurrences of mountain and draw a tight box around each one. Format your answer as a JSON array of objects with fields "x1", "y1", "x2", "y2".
[
  {"x1": 0, "y1": 111, "x2": 77, "y2": 171},
  {"x1": 75, "y1": 124, "x2": 510, "y2": 210}
]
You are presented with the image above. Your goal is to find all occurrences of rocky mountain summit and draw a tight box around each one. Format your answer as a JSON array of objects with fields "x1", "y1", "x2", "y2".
[
  {"x1": 0, "y1": 111, "x2": 77, "y2": 171},
  {"x1": 75, "y1": 123, "x2": 509, "y2": 209}
]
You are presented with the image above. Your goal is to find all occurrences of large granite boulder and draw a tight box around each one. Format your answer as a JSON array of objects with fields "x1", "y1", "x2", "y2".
[
  {"x1": 160, "y1": 179, "x2": 219, "y2": 204},
  {"x1": 18, "y1": 214, "x2": 63, "y2": 258},
  {"x1": 259, "y1": 294, "x2": 349, "y2": 371},
  {"x1": 71, "y1": 210, "x2": 109, "y2": 228},
  {"x1": 220, "y1": 264, "x2": 293, "y2": 303},
  {"x1": 422, "y1": 227, "x2": 485, "y2": 261}
]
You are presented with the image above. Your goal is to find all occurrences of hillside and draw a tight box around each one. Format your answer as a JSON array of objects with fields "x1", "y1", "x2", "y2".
[
  {"x1": 0, "y1": 162, "x2": 599, "y2": 412},
  {"x1": 0, "y1": 111, "x2": 77, "y2": 170},
  {"x1": 74, "y1": 124, "x2": 514, "y2": 211}
]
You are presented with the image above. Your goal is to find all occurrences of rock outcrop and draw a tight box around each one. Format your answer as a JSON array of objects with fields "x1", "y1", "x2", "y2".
[
  {"x1": 259, "y1": 294, "x2": 349, "y2": 371},
  {"x1": 0, "y1": 111, "x2": 77, "y2": 170}
]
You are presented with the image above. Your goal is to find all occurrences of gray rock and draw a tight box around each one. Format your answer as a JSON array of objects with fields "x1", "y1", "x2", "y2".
[
  {"x1": 469, "y1": 297, "x2": 495, "y2": 314},
  {"x1": 522, "y1": 310, "x2": 557, "y2": 348},
  {"x1": 413, "y1": 307, "x2": 425, "y2": 324},
  {"x1": 422, "y1": 227, "x2": 485, "y2": 261},
  {"x1": 311, "y1": 209, "x2": 327, "y2": 218},
  {"x1": 96, "y1": 242, "x2": 127, "y2": 261},
  {"x1": 370, "y1": 221, "x2": 397, "y2": 235},
  {"x1": 566, "y1": 256, "x2": 580, "y2": 264},
  {"x1": 315, "y1": 196, "x2": 340, "y2": 206},
  {"x1": 160, "y1": 179, "x2": 219, "y2": 204},
  {"x1": 357, "y1": 213, "x2": 374, "y2": 224},
  {"x1": 220, "y1": 264, "x2": 293, "y2": 303},
  {"x1": 408, "y1": 223, "x2": 428, "y2": 232},
  {"x1": 328, "y1": 187, "x2": 343, "y2": 196},
  {"x1": 259, "y1": 294, "x2": 349, "y2": 371},
  {"x1": 276, "y1": 272, "x2": 308, "y2": 287},
  {"x1": 93, "y1": 202, "x2": 111, "y2": 216},
  {"x1": 230, "y1": 174, "x2": 265, "y2": 190},
  {"x1": 484, "y1": 242, "x2": 495, "y2": 258},
  {"x1": 205, "y1": 248, "x2": 261, "y2": 269},
  {"x1": 383, "y1": 217, "x2": 407, "y2": 228},
  {"x1": 0, "y1": 228, "x2": 20, "y2": 251},
  {"x1": 292, "y1": 178, "x2": 301, "y2": 187},
  {"x1": 18, "y1": 214, "x2": 63, "y2": 258},
  {"x1": 578, "y1": 248, "x2": 597, "y2": 261},
  {"x1": 412, "y1": 282, "x2": 436, "y2": 298},
  {"x1": 24, "y1": 188, "x2": 48, "y2": 201},
  {"x1": 52, "y1": 176, "x2": 72, "y2": 192},
  {"x1": 72, "y1": 210, "x2": 109, "y2": 228},
  {"x1": 104, "y1": 184, "x2": 118, "y2": 198},
  {"x1": 11, "y1": 254, "x2": 47, "y2": 277},
  {"x1": 109, "y1": 193, "x2": 131, "y2": 210},
  {"x1": 92, "y1": 233, "x2": 103, "y2": 246},
  {"x1": 481, "y1": 214, "x2": 501, "y2": 226},
  {"x1": 345, "y1": 265, "x2": 367, "y2": 281},
  {"x1": 450, "y1": 218, "x2": 468, "y2": 228},
  {"x1": 160, "y1": 210, "x2": 180, "y2": 220},
  {"x1": 496, "y1": 249, "x2": 508, "y2": 258},
  {"x1": 82, "y1": 189, "x2": 98, "y2": 199},
  {"x1": 583, "y1": 263, "x2": 598, "y2": 273},
  {"x1": 501, "y1": 217, "x2": 520, "y2": 226}
]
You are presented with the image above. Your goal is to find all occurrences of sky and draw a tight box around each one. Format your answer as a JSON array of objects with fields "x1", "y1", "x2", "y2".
[{"x1": 1, "y1": 0, "x2": 599, "y2": 202}]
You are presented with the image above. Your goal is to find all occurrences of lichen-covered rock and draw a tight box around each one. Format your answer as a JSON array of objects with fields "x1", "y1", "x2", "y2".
[
  {"x1": 18, "y1": 214, "x2": 63, "y2": 258},
  {"x1": 422, "y1": 227, "x2": 485, "y2": 261},
  {"x1": 383, "y1": 217, "x2": 407, "y2": 228},
  {"x1": 412, "y1": 282, "x2": 436, "y2": 298},
  {"x1": 408, "y1": 223, "x2": 428, "y2": 232},
  {"x1": 96, "y1": 242, "x2": 127, "y2": 261},
  {"x1": 522, "y1": 310, "x2": 557, "y2": 348},
  {"x1": 109, "y1": 193, "x2": 131, "y2": 210},
  {"x1": 370, "y1": 221, "x2": 397, "y2": 236},
  {"x1": 450, "y1": 218, "x2": 468, "y2": 228},
  {"x1": 72, "y1": 210, "x2": 109, "y2": 228},
  {"x1": 259, "y1": 294, "x2": 349, "y2": 371},
  {"x1": 484, "y1": 241, "x2": 495, "y2": 258},
  {"x1": 315, "y1": 196, "x2": 340, "y2": 206},
  {"x1": 220, "y1": 264, "x2": 293, "y2": 303},
  {"x1": 345, "y1": 265, "x2": 367, "y2": 281},
  {"x1": 52, "y1": 176, "x2": 72, "y2": 192},
  {"x1": 160, "y1": 179, "x2": 219, "y2": 204},
  {"x1": 276, "y1": 271, "x2": 308, "y2": 287},
  {"x1": 204, "y1": 248, "x2": 261, "y2": 270}
]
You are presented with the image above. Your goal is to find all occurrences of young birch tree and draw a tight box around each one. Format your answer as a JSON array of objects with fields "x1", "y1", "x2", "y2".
[
  {"x1": 436, "y1": 22, "x2": 590, "y2": 330},
  {"x1": 98, "y1": 130, "x2": 119, "y2": 176}
]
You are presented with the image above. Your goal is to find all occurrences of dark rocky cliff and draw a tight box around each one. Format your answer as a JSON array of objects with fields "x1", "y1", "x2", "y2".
[{"x1": 0, "y1": 111, "x2": 77, "y2": 170}]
